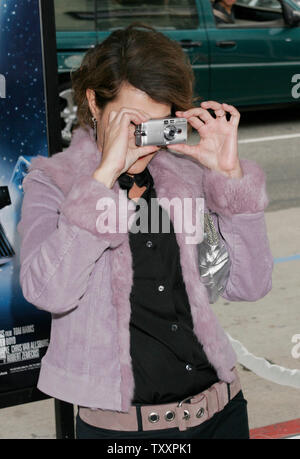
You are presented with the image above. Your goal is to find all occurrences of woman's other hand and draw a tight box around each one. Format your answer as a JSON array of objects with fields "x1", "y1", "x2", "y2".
[{"x1": 167, "y1": 101, "x2": 243, "y2": 179}]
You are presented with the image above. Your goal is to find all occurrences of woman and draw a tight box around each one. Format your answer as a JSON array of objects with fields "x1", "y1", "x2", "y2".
[{"x1": 17, "y1": 23, "x2": 273, "y2": 439}]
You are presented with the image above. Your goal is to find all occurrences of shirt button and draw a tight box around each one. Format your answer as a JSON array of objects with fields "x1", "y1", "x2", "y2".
[
  {"x1": 146, "y1": 240, "x2": 153, "y2": 248},
  {"x1": 171, "y1": 323, "x2": 178, "y2": 332},
  {"x1": 158, "y1": 285, "x2": 165, "y2": 292},
  {"x1": 185, "y1": 364, "x2": 193, "y2": 372}
]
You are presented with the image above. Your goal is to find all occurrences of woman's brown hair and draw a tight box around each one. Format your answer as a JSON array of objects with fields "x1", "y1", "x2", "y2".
[{"x1": 71, "y1": 22, "x2": 196, "y2": 130}]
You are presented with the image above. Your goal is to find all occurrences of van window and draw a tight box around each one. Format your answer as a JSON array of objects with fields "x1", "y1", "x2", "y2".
[
  {"x1": 55, "y1": 0, "x2": 96, "y2": 31},
  {"x1": 211, "y1": 0, "x2": 284, "y2": 28},
  {"x1": 55, "y1": 0, "x2": 199, "y2": 32}
]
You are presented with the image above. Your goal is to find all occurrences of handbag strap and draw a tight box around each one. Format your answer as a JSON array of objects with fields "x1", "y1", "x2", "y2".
[{"x1": 204, "y1": 212, "x2": 219, "y2": 245}]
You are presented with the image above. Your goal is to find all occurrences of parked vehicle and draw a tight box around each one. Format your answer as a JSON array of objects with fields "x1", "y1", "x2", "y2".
[{"x1": 54, "y1": 0, "x2": 300, "y2": 144}]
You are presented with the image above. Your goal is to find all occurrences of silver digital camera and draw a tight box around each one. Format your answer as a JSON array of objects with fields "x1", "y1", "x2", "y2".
[{"x1": 134, "y1": 116, "x2": 187, "y2": 147}]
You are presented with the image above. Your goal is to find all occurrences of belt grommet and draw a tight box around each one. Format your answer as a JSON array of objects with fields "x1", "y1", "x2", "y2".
[
  {"x1": 164, "y1": 410, "x2": 175, "y2": 422},
  {"x1": 196, "y1": 407, "x2": 205, "y2": 418},
  {"x1": 148, "y1": 412, "x2": 159, "y2": 423},
  {"x1": 183, "y1": 409, "x2": 190, "y2": 420}
]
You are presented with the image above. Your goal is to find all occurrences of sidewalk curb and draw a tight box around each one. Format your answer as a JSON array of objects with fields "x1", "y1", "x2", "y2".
[{"x1": 250, "y1": 418, "x2": 300, "y2": 439}]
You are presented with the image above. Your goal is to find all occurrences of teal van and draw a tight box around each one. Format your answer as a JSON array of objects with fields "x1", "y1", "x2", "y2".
[{"x1": 54, "y1": 0, "x2": 300, "y2": 144}]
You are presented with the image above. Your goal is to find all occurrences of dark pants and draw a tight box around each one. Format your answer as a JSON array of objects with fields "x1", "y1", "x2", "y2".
[{"x1": 76, "y1": 390, "x2": 250, "y2": 439}]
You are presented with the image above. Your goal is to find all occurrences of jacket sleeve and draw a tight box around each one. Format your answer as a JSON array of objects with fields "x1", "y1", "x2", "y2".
[
  {"x1": 17, "y1": 168, "x2": 128, "y2": 314},
  {"x1": 202, "y1": 158, "x2": 274, "y2": 302}
]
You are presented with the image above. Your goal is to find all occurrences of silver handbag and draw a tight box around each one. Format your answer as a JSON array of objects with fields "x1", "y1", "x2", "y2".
[{"x1": 197, "y1": 211, "x2": 231, "y2": 304}]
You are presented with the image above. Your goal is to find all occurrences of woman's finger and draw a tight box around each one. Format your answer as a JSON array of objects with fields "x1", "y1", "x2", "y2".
[
  {"x1": 166, "y1": 142, "x2": 199, "y2": 156},
  {"x1": 185, "y1": 115, "x2": 205, "y2": 132},
  {"x1": 115, "y1": 107, "x2": 151, "y2": 125},
  {"x1": 118, "y1": 111, "x2": 149, "y2": 130},
  {"x1": 108, "y1": 110, "x2": 118, "y2": 123},
  {"x1": 176, "y1": 108, "x2": 214, "y2": 124},
  {"x1": 200, "y1": 100, "x2": 223, "y2": 111},
  {"x1": 135, "y1": 145, "x2": 160, "y2": 157},
  {"x1": 214, "y1": 108, "x2": 226, "y2": 119},
  {"x1": 129, "y1": 145, "x2": 160, "y2": 163},
  {"x1": 222, "y1": 103, "x2": 240, "y2": 127},
  {"x1": 107, "y1": 108, "x2": 149, "y2": 130},
  {"x1": 200, "y1": 102, "x2": 229, "y2": 120}
]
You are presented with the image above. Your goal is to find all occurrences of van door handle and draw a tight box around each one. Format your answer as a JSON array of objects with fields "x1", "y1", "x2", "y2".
[
  {"x1": 216, "y1": 41, "x2": 236, "y2": 48},
  {"x1": 179, "y1": 40, "x2": 203, "y2": 48}
]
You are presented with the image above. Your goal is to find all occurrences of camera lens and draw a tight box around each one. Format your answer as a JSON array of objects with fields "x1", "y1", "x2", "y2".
[{"x1": 164, "y1": 124, "x2": 177, "y2": 141}]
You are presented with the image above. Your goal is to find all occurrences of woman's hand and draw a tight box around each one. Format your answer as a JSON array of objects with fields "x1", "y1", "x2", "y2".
[
  {"x1": 167, "y1": 101, "x2": 243, "y2": 179},
  {"x1": 94, "y1": 108, "x2": 160, "y2": 186}
]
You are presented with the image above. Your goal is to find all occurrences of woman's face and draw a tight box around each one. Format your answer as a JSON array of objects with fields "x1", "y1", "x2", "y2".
[{"x1": 93, "y1": 82, "x2": 171, "y2": 175}]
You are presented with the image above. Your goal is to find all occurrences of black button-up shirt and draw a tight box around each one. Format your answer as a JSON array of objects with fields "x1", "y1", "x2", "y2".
[{"x1": 117, "y1": 167, "x2": 219, "y2": 405}]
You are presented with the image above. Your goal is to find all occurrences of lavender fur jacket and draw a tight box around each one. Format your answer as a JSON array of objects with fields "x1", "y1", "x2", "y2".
[{"x1": 17, "y1": 126, "x2": 273, "y2": 411}]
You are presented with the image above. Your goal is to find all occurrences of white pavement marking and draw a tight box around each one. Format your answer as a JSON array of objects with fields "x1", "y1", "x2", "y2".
[{"x1": 238, "y1": 133, "x2": 300, "y2": 144}]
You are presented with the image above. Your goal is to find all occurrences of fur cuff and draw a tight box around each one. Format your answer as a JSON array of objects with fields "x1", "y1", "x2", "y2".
[
  {"x1": 203, "y1": 159, "x2": 269, "y2": 217},
  {"x1": 60, "y1": 175, "x2": 132, "y2": 248}
]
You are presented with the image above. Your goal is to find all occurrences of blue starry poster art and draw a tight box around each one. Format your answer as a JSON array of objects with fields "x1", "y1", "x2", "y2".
[{"x1": 0, "y1": 0, "x2": 52, "y2": 392}]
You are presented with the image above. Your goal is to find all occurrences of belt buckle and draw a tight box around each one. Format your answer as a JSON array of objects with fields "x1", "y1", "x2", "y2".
[
  {"x1": 176, "y1": 393, "x2": 206, "y2": 431},
  {"x1": 177, "y1": 394, "x2": 195, "y2": 408},
  {"x1": 176, "y1": 395, "x2": 195, "y2": 431}
]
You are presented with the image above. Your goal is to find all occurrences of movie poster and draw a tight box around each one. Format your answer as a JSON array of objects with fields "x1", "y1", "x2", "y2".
[{"x1": 0, "y1": 0, "x2": 52, "y2": 392}]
